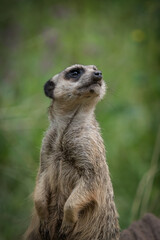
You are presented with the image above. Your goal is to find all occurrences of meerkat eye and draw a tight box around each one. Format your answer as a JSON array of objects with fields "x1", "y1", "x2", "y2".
[
  {"x1": 69, "y1": 69, "x2": 80, "y2": 78},
  {"x1": 65, "y1": 67, "x2": 85, "y2": 81},
  {"x1": 72, "y1": 71, "x2": 79, "y2": 76}
]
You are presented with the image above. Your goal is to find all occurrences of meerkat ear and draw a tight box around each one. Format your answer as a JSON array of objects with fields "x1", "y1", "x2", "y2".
[{"x1": 44, "y1": 80, "x2": 55, "y2": 99}]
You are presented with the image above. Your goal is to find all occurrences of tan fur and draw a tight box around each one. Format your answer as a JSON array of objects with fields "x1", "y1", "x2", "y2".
[{"x1": 24, "y1": 64, "x2": 120, "y2": 240}]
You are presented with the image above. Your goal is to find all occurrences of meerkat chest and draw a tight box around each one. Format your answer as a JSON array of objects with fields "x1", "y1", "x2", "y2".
[
  {"x1": 42, "y1": 123, "x2": 105, "y2": 195},
  {"x1": 42, "y1": 132, "x2": 80, "y2": 195}
]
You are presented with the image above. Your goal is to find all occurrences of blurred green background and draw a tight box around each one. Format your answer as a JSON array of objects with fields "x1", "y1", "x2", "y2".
[{"x1": 0, "y1": 0, "x2": 160, "y2": 239}]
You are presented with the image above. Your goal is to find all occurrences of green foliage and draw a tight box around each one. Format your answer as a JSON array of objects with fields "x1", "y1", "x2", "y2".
[{"x1": 0, "y1": 0, "x2": 160, "y2": 239}]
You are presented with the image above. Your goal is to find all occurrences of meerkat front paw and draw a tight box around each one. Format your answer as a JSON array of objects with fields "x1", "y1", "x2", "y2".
[
  {"x1": 62, "y1": 204, "x2": 78, "y2": 230},
  {"x1": 61, "y1": 220, "x2": 76, "y2": 237}
]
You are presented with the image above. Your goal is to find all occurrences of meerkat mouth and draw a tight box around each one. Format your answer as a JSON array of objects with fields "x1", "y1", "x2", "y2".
[{"x1": 78, "y1": 81, "x2": 102, "y2": 90}]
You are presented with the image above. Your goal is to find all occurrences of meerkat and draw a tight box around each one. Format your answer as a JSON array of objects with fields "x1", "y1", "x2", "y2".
[{"x1": 24, "y1": 64, "x2": 120, "y2": 240}]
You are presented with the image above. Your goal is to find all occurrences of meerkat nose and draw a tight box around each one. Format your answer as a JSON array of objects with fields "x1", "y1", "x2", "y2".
[
  {"x1": 92, "y1": 71, "x2": 102, "y2": 81},
  {"x1": 94, "y1": 71, "x2": 102, "y2": 76}
]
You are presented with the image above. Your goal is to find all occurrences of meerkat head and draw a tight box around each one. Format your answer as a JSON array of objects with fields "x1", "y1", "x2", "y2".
[{"x1": 44, "y1": 64, "x2": 106, "y2": 109}]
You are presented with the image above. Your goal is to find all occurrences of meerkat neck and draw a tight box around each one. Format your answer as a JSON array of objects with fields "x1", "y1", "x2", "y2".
[{"x1": 49, "y1": 102, "x2": 95, "y2": 135}]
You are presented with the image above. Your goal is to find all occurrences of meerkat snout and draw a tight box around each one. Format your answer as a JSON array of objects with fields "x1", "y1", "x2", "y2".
[
  {"x1": 93, "y1": 71, "x2": 102, "y2": 79},
  {"x1": 92, "y1": 71, "x2": 102, "y2": 85}
]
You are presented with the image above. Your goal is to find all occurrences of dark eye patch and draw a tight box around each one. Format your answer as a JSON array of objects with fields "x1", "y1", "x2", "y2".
[{"x1": 64, "y1": 67, "x2": 85, "y2": 81}]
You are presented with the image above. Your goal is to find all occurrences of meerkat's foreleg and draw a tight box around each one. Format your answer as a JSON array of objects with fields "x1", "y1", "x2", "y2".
[
  {"x1": 34, "y1": 171, "x2": 49, "y2": 220},
  {"x1": 62, "y1": 177, "x2": 97, "y2": 228}
]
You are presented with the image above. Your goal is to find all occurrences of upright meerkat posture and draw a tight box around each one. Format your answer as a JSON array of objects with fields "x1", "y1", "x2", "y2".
[{"x1": 24, "y1": 64, "x2": 120, "y2": 240}]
